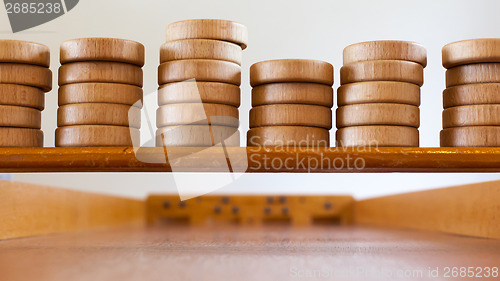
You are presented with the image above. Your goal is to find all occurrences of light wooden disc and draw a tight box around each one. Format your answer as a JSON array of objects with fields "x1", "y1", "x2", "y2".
[
  {"x1": 0, "y1": 63, "x2": 52, "y2": 92},
  {"x1": 250, "y1": 59, "x2": 334, "y2": 87},
  {"x1": 166, "y1": 19, "x2": 248, "y2": 50},
  {"x1": 157, "y1": 103, "x2": 239, "y2": 128},
  {"x1": 57, "y1": 103, "x2": 141, "y2": 128},
  {"x1": 58, "y1": 83, "x2": 143, "y2": 108},
  {"x1": 160, "y1": 39, "x2": 242, "y2": 65},
  {"x1": 0, "y1": 128, "x2": 43, "y2": 147},
  {"x1": 55, "y1": 125, "x2": 139, "y2": 147},
  {"x1": 156, "y1": 125, "x2": 240, "y2": 147},
  {"x1": 0, "y1": 40, "x2": 50, "y2": 67},
  {"x1": 441, "y1": 126, "x2": 500, "y2": 147},
  {"x1": 249, "y1": 104, "x2": 332, "y2": 129},
  {"x1": 0, "y1": 84, "x2": 44, "y2": 110},
  {"x1": 445, "y1": 63, "x2": 500, "y2": 87},
  {"x1": 158, "y1": 81, "x2": 240, "y2": 107},
  {"x1": 251, "y1": 83, "x2": 333, "y2": 107},
  {"x1": 442, "y1": 39, "x2": 500, "y2": 69},
  {"x1": 58, "y1": 62, "x2": 143, "y2": 87},
  {"x1": 0, "y1": 105, "x2": 41, "y2": 129},
  {"x1": 340, "y1": 60, "x2": 424, "y2": 86},
  {"x1": 337, "y1": 81, "x2": 420, "y2": 106},
  {"x1": 336, "y1": 126, "x2": 419, "y2": 147},
  {"x1": 158, "y1": 59, "x2": 241, "y2": 86},
  {"x1": 343, "y1": 40, "x2": 427, "y2": 67},
  {"x1": 336, "y1": 103, "x2": 419, "y2": 128},
  {"x1": 442, "y1": 105, "x2": 500, "y2": 128},
  {"x1": 247, "y1": 126, "x2": 329, "y2": 147},
  {"x1": 60, "y1": 38, "x2": 145, "y2": 66},
  {"x1": 443, "y1": 83, "x2": 500, "y2": 108}
]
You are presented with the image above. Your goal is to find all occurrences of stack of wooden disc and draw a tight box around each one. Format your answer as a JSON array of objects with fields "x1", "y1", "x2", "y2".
[
  {"x1": 441, "y1": 39, "x2": 500, "y2": 147},
  {"x1": 248, "y1": 59, "x2": 334, "y2": 147},
  {"x1": 337, "y1": 41, "x2": 426, "y2": 147},
  {"x1": 157, "y1": 19, "x2": 248, "y2": 147},
  {"x1": 0, "y1": 40, "x2": 51, "y2": 147},
  {"x1": 56, "y1": 38, "x2": 144, "y2": 147}
]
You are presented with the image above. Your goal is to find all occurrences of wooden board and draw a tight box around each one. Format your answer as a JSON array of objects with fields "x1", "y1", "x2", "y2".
[
  {"x1": 157, "y1": 103, "x2": 239, "y2": 127},
  {"x1": 160, "y1": 39, "x2": 242, "y2": 65},
  {"x1": 442, "y1": 38, "x2": 500, "y2": 68},
  {"x1": 340, "y1": 60, "x2": 424, "y2": 86},
  {"x1": 337, "y1": 81, "x2": 420, "y2": 106},
  {"x1": 247, "y1": 126, "x2": 329, "y2": 147},
  {"x1": 58, "y1": 83, "x2": 143, "y2": 107},
  {"x1": 158, "y1": 81, "x2": 240, "y2": 107},
  {"x1": 343, "y1": 40, "x2": 427, "y2": 66},
  {"x1": 158, "y1": 59, "x2": 241, "y2": 85},
  {"x1": 441, "y1": 126, "x2": 500, "y2": 147},
  {"x1": 446, "y1": 63, "x2": 500, "y2": 87},
  {"x1": 444, "y1": 83, "x2": 500, "y2": 108},
  {"x1": 55, "y1": 125, "x2": 140, "y2": 147},
  {"x1": 0, "y1": 63, "x2": 52, "y2": 91},
  {"x1": 252, "y1": 83, "x2": 333, "y2": 107},
  {"x1": 0, "y1": 39, "x2": 50, "y2": 67},
  {"x1": 0, "y1": 105, "x2": 41, "y2": 129},
  {"x1": 0, "y1": 128, "x2": 42, "y2": 147},
  {"x1": 443, "y1": 105, "x2": 500, "y2": 128},
  {"x1": 336, "y1": 126, "x2": 419, "y2": 147},
  {"x1": 336, "y1": 103, "x2": 420, "y2": 128},
  {"x1": 0, "y1": 84, "x2": 45, "y2": 110},
  {"x1": 57, "y1": 103, "x2": 141, "y2": 128},
  {"x1": 58, "y1": 62, "x2": 143, "y2": 87},
  {"x1": 249, "y1": 104, "x2": 332, "y2": 129},
  {"x1": 156, "y1": 125, "x2": 240, "y2": 147}
]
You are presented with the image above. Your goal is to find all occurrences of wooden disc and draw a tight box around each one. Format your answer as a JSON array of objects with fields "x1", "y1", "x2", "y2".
[
  {"x1": 60, "y1": 38, "x2": 145, "y2": 66},
  {"x1": 156, "y1": 125, "x2": 240, "y2": 147},
  {"x1": 157, "y1": 103, "x2": 239, "y2": 128},
  {"x1": 0, "y1": 63, "x2": 52, "y2": 92},
  {"x1": 340, "y1": 60, "x2": 424, "y2": 86},
  {"x1": 336, "y1": 103, "x2": 419, "y2": 128},
  {"x1": 247, "y1": 126, "x2": 329, "y2": 147},
  {"x1": 58, "y1": 62, "x2": 143, "y2": 87},
  {"x1": 0, "y1": 40, "x2": 50, "y2": 67},
  {"x1": 158, "y1": 81, "x2": 240, "y2": 107},
  {"x1": 442, "y1": 105, "x2": 500, "y2": 128},
  {"x1": 0, "y1": 84, "x2": 44, "y2": 110},
  {"x1": 158, "y1": 59, "x2": 241, "y2": 86},
  {"x1": 443, "y1": 83, "x2": 500, "y2": 108},
  {"x1": 0, "y1": 105, "x2": 41, "y2": 129},
  {"x1": 250, "y1": 59, "x2": 334, "y2": 87},
  {"x1": 343, "y1": 40, "x2": 427, "y2": 67},
  {"x1": 249, "y1": 104, "x2": 332, "y2": 129},
  {"x1": 55, "y1": 125, "x2": 139, "y2": 147},
  {"x1": 58, "y1": 83, "x2": 143, "y2": 108},
  {"x1": 446, "y1": 63, "x2": 500, "y2": 87},
  {"x1": 442, "y1": 39, "x2": 500, "y2": 69},
  {"x1": 336, "y1": 126, "x2": 419, "y2": 147},
  {"x1": 337, "y1": 81, "x2": 420, "y2": 106},
  {"x1": 0, "y1": 128, "x2": 43, "y2": 147},
  {"x1": 160, "y1": 39, "x2": 242, "y2": 65},
  {"x1": 251, "y1": 83, "x2": 333, "y2": 107},
  {"x1": 166, "y1": 19, "x2": 248, "y2": 50},
  {"x1": 57, "y1": 103, "x2": 141, "y2": 128},
  {"x1": 441, "y1": 126, "x2": 500, "y2": 147}
]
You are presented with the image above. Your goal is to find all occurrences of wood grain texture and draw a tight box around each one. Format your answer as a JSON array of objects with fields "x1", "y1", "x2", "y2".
[
  {"x1": 337, "y1": 81, "x2": 420, "y2": 106},
  {"x1": 156, "y1": 125, "x2": 240, "y2": 147},
  {"x1": 0, "y1": 39, "x2": 50, "y2": 67},
  {"x1": 0, "y1": 105, "x2": 40, "y2": 129},
  {"x1": 442, "y1": 38, "x2": 500, "y2": 68},
  {"x1": 340, "y1": 60, "x2": 424, "y2": 86},
  {"x1": 158, "y1": 81, "x2": 240, "y2": 107},
  {"x1": 250, "y1": 59, "x2": 334, "y2": 87},
  {"x1": 247, "y1": 126, "x2": 329, "y2": 147},
  {"x1": 336, "y1": 126, "x2": 419, "y2": 147},
  {"x1": 57, "y1": 103, "x2": 141, "y2": 128},
  {"x1": 0, "y1": 63, "x2": 52, "y2": 91},
  {"x1": 0, "y1": 128, "x2": 42, "y2": 147},
  {"x1": 0, "y1": 84, "x2": 44, "y2": 110},
  {"x1": 158, "y1": 59, "x2": 241, "y2": 85},
  {"x1": 160, "y1": 39, "x2": 242, "y2": 65},
  {"x1": 443, "y1": 105, "x2": 500, "y2": 128},
  {"x1": 157, "y1": 103, "x2": 239, "y2": 127},
  {"x1": 58, "y1": 83, "x2": 143, "y2": 107},
  {"x1": 446, "y1": 63, "x2": 500, "y2": 87},
  {"x1": 55, "y1": 125, "x2": 139, "y2": 147},
  {"x1": 343, "y1": 40, "x2": 427, "y2": 66},
  {"x1": 252, "y1": 83, "x2": 333, "y2": 107},
  {"x1": 441, "y1": 126, "x2": 500, "y2": 147},
  {"x1": 58, "y1": 62, "x2": 143, "y2": 87},
  {"x1": 444, "y1": 83, "x2": 500, "y2": 108},
  {"x1": 249, "y1": 104, "x2": 332, "y2": 129},
  {"x1": 60, "y1": 38, "x2": 145, "y2": 66},
  {"x1": 336, "y1": 103, "x2": 420, "y2": 128},
  {"x1": 166, "y1": 19, "x2": 248, "y2": 49}
]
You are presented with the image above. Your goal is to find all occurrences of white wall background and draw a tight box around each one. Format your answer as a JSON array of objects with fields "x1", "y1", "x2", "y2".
[{"x1": 2, "y1": 0, "x2": 500, "y2": 199}]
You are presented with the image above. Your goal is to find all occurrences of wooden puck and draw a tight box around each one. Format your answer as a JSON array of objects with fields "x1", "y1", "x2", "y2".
[
  {"x1": 57, "y1": 103, "x2": 141, "y2": 128},
  {"x1": 250, "y1": 59, "x2": 334, "y2": 87},
  {"x1": 441, "y1": 126, "x2": 500, "y2": 147},
  {"x1": 442, "y1": 39, "x2": 500, "y2": 68},
  {"x1": 58, "y1": 62, "x2": 143, "y2": 87},
  {"x1": 343, "y1": 40, "x2": 427, "y2": 67},
  {"x1": 443, "y1": 83, "x2": 500, "y2": 108},
  {"x1": 158, "y1": 81, "x2": 240, "y2": 107},
  {"x1": 0, "y1": 63, "x2": 52, "y2": 92},
  {"x1": 0, "y1": 105, "x2": 41, "y2": 129},
  {"x1": 58, "y1": 83, "x2": 143, "y2": 108},
  {"x1": 249, "y1": 104, "x2": 332, "y2": 129},
  {"x1": 0, "y1": 40, "x2": 50, "y2": 67},
  {"x1": 252, "y1": 83, "x2": 333, "y2": 107},
  {"x1": 340, "y1": 60, "x2": 424, "y2": 86},
  {"x1": 446, "y1": 63, "x2": 500, "y2": 87},
  {"x1": 160, "y1": 39, "x2": 242, "y2": 65},
  {"x1": 247, "y1": 126, "x2": 329, "y2": 147},
  {"x1": 0, "y1": 128, "x2": 43, "y2": 147},
  {"x1": 158, "y1": 59, "x2": 241, "y2": 86},
  {"x1": 336, "y1": 126, "x2": 419, "y2": 147},
  {"x1": 442, "y1": 105, "x2": 500, "y2": 128},
  {"x1": 337, "y1": 81, "x2": 420, "y2": 106},
  {"x1": 55, "y1": 125, "x2": 139, "y2": 147},
  {"x1": 166, "y1": 19, "x2": 248, "y2": 50},
  {"x1": 157, "y1": 103, "x2": 239, "y2": 128},
  {"x1": 60, "y1": 38, "x2": 145, "y2": 67},
  {"x1": 0, "y1": 84, "x2": 44, "y2": 110},
  {"x1": 156, "y1": 125, "x2": 240, "y2": 147},
  {"x1": 336, "y1": 103, "x2": 419, "y2": 128}
]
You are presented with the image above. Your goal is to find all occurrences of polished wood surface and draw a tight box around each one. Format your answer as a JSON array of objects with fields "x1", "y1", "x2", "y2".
[
  {"x1": 252, "y1": 82, "x2": 333, "y2": 107},
  {"x1": 446, "y1": 63, "x2": 500, "y2": 87},
  {"x1": 0, "y1": 39, "x2": 50, "y2": 67},
  {"x1": 247, "y1": 126, "x2": 329, "y2": 147},
  {"x1": 158, "y1": 59, "x2": 241, "y2": 85},
  {"x1": 340, "y1": 60, "x2": 424, "y2": 86},
  {"x1": 442, "y1": 38, "x2": 500, "y2": 68},
  {"x1": 0, "y1": 128, "x2": 43, "y2": 147},
  {"x1": 443, "y1": 83, "x2": 500, "y2": 108},
  {"x1": 337, "y1": 81, "x2": 420, "y2": 106},
  {"x1": 343, "y1": 40, "x2": 427, "y2": 66},
  {"x1": 336, "y1": 126, "x2": 419, "y2": 147},
  {"x1": 442, "y1": 104, "x2": 500, "y2": 128},
  {"x1": 160, "y1": 39, "x2": 242, "y2": 65},
  {"x1": 156, "y1": 125, "x2": 240, "y2": 147},
  {"x1": 336, "y1": 103, "x2": 419, "y2": 128},
  {"x1": 59, "y1": 83, "x2": 143, "y2": 107},
  {"x1": 55, "y1": 126, "x2": 140, "y2": 147},
  {"x1": 158, "y1": 82, "x2": 240, "y2": 107},
  {"x1": 157, "y1": 103, "x2": 239, "y2": 127},
  {"x1": 0, "y1": 63, "x2": 52, "y2": 91},
  {"x1": 0, "y1": 105, "x2": 41, "y2": 129},
  {"x1": 0, "y1": 84, "x2": 45, "y2": 110},
  {"x1": 57, "y1": 103, "x2": 141, "y2": 128},
  {"x1": 58, "y1": 62, "x2": 143, "y2": 87},
  {"x1": 441, "y1": 126, "x2": 500, "y2": 147},
  {"x1": 249, "y1": 104, "x2": 332, "y2": 129}
]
